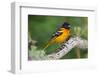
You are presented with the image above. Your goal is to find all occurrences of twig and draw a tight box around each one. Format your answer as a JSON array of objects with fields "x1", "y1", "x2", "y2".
[{"x1": 75, "y1": 47, "x2": 80, "y2": 58}]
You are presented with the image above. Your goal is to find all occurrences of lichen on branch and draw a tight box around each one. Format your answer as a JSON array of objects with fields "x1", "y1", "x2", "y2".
[
  {"x1": 28, "y1": 36, "x2": 88, "y2": 60},
  {"x1": 46, "y1": 37, "x2": 87, "y2": 59}
]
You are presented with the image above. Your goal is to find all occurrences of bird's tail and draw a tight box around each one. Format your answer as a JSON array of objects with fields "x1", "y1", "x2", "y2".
[{"x1": 43, "y1": 41, "x2": 51, "y2": 51}]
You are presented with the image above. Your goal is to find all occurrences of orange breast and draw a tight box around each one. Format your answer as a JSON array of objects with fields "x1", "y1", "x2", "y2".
[{"x1": 54, "y1": 29, "x2": 70, "y2": 43}]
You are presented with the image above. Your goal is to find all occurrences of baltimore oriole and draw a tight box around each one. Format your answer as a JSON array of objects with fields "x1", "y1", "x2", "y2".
[{"x1": 43, "y1": 22, "x2": 71, "y2": 50}]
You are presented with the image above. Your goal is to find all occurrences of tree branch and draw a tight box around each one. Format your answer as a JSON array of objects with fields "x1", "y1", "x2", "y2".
[
  {"x1": 28, "y1": 36, "x2": 87, "y2": 60},
  {"x1": 46, "y1": 37, "x2": 88, "y2": 59}
]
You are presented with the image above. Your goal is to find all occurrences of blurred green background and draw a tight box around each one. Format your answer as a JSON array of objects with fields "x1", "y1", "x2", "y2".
[{"x1": 28, "y1": 15, "x2": 88, "y2": 59}]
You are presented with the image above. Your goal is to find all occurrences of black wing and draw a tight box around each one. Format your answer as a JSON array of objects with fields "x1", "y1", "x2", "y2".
[{"x1": 51, "y1": 31, "x2": 63, "y2": 39}]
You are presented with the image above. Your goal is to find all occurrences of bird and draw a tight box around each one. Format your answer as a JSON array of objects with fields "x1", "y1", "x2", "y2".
[{"x1": 43, "y1": 22, "x2": 71, "y2": 50}]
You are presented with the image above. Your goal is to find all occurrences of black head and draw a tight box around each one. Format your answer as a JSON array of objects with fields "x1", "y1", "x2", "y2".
[{"x1": 62, "y1": 22, "x2": 71, "y2": 29}]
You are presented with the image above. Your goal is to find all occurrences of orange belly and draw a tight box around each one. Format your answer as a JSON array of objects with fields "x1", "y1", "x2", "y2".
[{"x1": 54, "y1": 30, "x2": 70, "y2": 43}]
